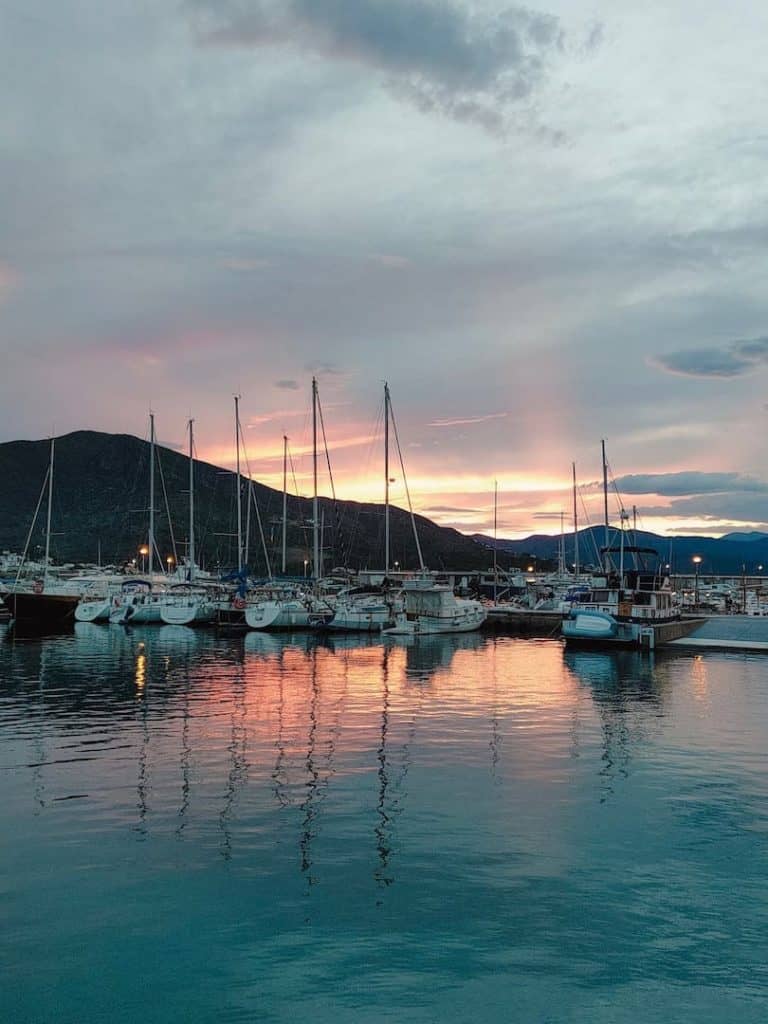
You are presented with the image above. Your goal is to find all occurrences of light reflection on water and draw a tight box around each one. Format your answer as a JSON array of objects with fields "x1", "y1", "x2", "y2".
[{"x1": 1, "y1": 624, "x2": 767, "y2": 1023}]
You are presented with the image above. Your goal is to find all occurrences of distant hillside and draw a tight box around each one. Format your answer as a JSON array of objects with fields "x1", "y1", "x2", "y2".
[
  {"x1": 0, "y1": 430, "x2": 530, "y2": 573},
  {"x1": 473, "y1": 526, "x2": 768, "y2": 575}
]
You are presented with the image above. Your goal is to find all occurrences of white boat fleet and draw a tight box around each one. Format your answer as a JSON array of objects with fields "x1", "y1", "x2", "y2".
[
  {"x1": 3, "y1": 410, "x2": 765, "y2": 646},
  {"x1": 2, "y1": 382, "x2": 488, "y2": 637}
]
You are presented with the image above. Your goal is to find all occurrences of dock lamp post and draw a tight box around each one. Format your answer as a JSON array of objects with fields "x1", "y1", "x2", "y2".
[
  {"x1": 166, "y1": 555, "x2": 174, "y2": 574},
  {"x1": 139, "y1": 545, "x2": 149, "y2": 574},
  {"x1": 303, "y1": 559, "x2": 309, "y2": 578},
  {"x1": 692, "y1": 555, "x2": 702, "y2": 608}
]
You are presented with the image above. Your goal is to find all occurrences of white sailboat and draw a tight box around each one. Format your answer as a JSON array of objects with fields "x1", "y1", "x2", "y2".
[
  {"x1": 110, "y1": 414, "x2": 167, "y2": 624},
  {"x1": 245, "y1": 378, "x2": 327, "y2": 631},
  {"x1": 324, "y1": 383, "x2": 401, "y2": 633}
]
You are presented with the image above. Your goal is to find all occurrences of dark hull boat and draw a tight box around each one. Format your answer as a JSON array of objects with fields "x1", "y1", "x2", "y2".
[{"x1": 3, "y1": 592, "x2": 79, "y2": 630}]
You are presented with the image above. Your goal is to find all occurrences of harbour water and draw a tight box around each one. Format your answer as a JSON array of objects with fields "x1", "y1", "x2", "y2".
[{"x1": 1, "y1": 625, "x2": 767, "y2": 1023}]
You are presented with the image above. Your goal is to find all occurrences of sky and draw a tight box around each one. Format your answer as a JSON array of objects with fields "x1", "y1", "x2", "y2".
[{"x1": 2, "y1": 0, "x2": 768, "y2": 539}]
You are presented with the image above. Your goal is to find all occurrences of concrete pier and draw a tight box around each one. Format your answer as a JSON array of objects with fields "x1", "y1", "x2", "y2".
[{"x1": 669, "y1": 615, "x2": 768, "y2": 652}]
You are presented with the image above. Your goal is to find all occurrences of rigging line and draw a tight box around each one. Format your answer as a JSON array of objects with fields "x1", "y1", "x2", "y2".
[
  {"x1": 349, "y1": 395, "x2": 386, "y2": 567},
  {"x1": 155, "y1": 443, "x2": 178, "y2": 569},
  {"x1": 387, "y1": 393, "x2": 425, "y2": 571},
  {"x1": 578, "y1": 486, "x2": 603, "y2": 567},
  {"x1": 317, "y1": 390, "x2": 350, "y2": 569},
  {"x1": 238, "y1": 419, "x2": 272, "y2": 578},
  {"x1": 288, "y1": 443, "x2": 312, "y2": 564},
  {"x1": 316, "y1": 391, "x2": 337, "y2": 501},
  {"x1": 14, "y1": 467, "x2": 50, "y2": 587}
]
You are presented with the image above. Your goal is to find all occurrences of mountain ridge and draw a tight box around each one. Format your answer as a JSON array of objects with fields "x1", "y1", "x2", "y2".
[{"x1": 0, "y1": 430, "x2": 532, "y2": 572}]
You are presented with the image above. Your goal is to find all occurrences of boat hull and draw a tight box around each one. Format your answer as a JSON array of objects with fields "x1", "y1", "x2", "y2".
[
  {"x1": 160, "y1": 602, "x2": 216, "y2": 626},
  {"x1": 74, "y1": 599, "x2": 112, "y2": 623},
  {"x1": 110, "y1": 602, "x2": 164, "y2": 625},
  {"x1": 383, "y1": 607, "x2": 486, "y2": 636},
  {"x1": 3, "y1": 592, "x2": 79, "y2": 629},
  {"x1": 245, "y1": 600, "x2": 314, "y2": 631},
  {"x1": 325, "y1": 604, "x2": 393, "y2": 632}
]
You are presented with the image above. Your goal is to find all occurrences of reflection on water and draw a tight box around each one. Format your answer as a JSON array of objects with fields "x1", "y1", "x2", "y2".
[{"x1": 2, "y1": 624, "x2": 768, "y2": 1024}]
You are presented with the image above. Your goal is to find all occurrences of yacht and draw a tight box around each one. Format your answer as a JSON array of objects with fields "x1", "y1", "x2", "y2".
[
  {"x1": 383, "y1": 578, "x2": 486, "y2": 636},
  {"x1": 561, "y1": 569, "x2": 678, "y2": 646}
]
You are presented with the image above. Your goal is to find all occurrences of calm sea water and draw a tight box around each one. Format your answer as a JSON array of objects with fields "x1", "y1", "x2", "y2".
[{"x1": 1, "y1": 624, "x2": 767, "y2": 1024}]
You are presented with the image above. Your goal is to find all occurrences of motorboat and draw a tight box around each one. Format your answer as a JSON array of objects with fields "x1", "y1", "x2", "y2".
[
  {"x1": 383, "y1": 578, "x2": 486, "y2": 636},
  {"x1": 561, "y1": 569, "x2": 679, "y2": 647}
]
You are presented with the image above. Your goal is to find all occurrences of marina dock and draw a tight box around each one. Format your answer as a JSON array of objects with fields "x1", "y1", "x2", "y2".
[{"x1": 669, "y1": 615, "x2": 768, "y2": 652}]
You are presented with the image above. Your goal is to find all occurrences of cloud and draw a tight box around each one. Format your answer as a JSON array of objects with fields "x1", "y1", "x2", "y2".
[
  {"x1": 305, "y1": 360, "x2": 345, "y2": 376},
  {"x1": 429, "y1": 412, "x2": 507, "y2": 428},
  {"x1": 611, "y1": 471, "x2": 768, "y2": 497},
  {"x1": 638, "y1": 493, "x2": 768, "y2": 524},
  {"x1": 652, "y1": 336, "x2": 768, "y2": 378},
  {"x1": 274, "y1": 378, "x2": 300, "y2": 390},
  {"x1": 189, "y1": 0, "x2": 566, "y2": 130}
]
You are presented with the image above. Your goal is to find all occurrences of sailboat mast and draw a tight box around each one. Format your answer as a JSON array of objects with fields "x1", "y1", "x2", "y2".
[
  {"x1": 384, "y1": 382, "x2": 390, "y2": 575},
  {"x1": 149, "y1": 413, "x2": 156, "y2": 576},
  {"x1": 43, "y1": 437, "x2": 54, "y2": 588},
  {"x1": 601, "y1": 438, "x2": 609, "y2": 574},
  {"x1": 312, "y1": 377, "x2": 320, "y2": 580},
  {"x1": 572, "y1": 461, "x2": 579, "y2": 578},
  {"x1": 188, "y1": 418, "x2": 195, "y2": 582},
  {"x1": 493, "y1": 479, "x2": 498, "y2": 605},
  {"x1": 235, "y1": 396, "x2": 243, "y2": 573},
  {"x1": 282, "y1": 435, "x2": 288, "y2": 575}
]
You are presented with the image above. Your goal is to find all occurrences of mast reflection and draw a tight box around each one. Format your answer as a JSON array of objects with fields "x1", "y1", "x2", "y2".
[{"x1": 563, "y1": 649, "x2": 664, "y2": 802}]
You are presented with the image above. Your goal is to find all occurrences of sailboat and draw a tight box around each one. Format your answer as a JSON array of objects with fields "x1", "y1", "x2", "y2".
[
  {"x1": 324, "y1": 382, "x2": 402, "y2": 632},
  {"x1": 110, "y1": 414, "x2": 167, "y2": 624},
  {"x1": 245, "y1": 378, "x2": 331, "y2": 631},
  {"x1": 160, "y1": 419, "x2": 220, "y2": 625},
  {"x1": 379, "y1": 390, "x2": 486, "y2": 636},
  {"x1": 3, "y1": 437, "x2": 81, "y2": 630}
]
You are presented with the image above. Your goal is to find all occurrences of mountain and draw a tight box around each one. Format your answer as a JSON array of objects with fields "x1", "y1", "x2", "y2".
[
  {"x1": 720, "y1": 531, "x2": 768, "y2": 543},
  {"x1": 0, "y1": 431, "x2": 530, "y2": 573},
  {"x1": 473, "y1": 526, "x2": 768, "y2": 575}
]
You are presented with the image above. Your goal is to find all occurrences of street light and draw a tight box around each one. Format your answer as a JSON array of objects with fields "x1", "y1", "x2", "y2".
[
  {"x1": 166, "y1": 555, "x2": 174, "y2": 574},
  {"x1": 692, "y1": 555, "x2": 702, "y2": 608},
  {"x1": 303, "y1": 559, "x2": 309, "y2": 578},
  {"x1": 139, "y1": 545, "x2": 149, "y2": 573},
  {"x1": 527, "y1": 565, "x2": 534, "y2": 573}
]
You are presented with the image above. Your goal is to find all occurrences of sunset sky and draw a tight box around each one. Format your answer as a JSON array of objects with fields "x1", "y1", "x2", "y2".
[{"x1": 2, "y1": 0, "x2": 768, "y2": 538}]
